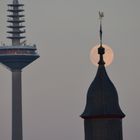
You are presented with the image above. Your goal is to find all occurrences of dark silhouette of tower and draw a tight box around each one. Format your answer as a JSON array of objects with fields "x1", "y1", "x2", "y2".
[
  {"x1": 81, "y1": 12, "x2": 125, "y2": 140},
  {"x1": 0, "y1": 0, "x2": 39, "y2": 140}
]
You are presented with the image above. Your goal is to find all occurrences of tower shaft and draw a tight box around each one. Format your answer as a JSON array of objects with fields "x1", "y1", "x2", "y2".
[
  {"x1": 84, "y1": 119, "x2": 123, "y2": 140},
  {"x1": 12, "y1": 70, "x2": 22, "y2": 140},
  {"x1": 0, "y1": 1, "x2": 39, "y2": 140}
]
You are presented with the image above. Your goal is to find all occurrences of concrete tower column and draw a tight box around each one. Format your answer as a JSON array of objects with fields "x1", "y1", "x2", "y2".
[
  {"x1": 12, "y1": 70, "x2": 22, "y2": 140},
  {"x1": 0, "y1": 1, "x2": 39, "y2": 140}
]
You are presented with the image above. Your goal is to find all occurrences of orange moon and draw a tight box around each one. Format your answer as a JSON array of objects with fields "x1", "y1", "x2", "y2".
[{"x1": 90, "y1": 44, "x2": 114, "y2": 67}]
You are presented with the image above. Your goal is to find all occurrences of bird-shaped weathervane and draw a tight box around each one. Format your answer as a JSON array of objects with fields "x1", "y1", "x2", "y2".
[{"x1": 99, "y1": 11, "x2": 104, "y2": 19}]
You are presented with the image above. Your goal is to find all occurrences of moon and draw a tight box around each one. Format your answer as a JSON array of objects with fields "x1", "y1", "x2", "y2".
[{"x1": 90, "y1": 44, "x2": 114, "y2": 67}]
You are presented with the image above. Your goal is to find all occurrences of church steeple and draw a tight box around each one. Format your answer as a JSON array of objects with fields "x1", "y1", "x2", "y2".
[{"x1": 81, "y1": 12, "x2": 125, "y2": 140}]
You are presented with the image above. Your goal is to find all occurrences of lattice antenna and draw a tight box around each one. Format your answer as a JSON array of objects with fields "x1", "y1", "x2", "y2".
[{"x1": 7, "y1": 0, "x2": 25, "y2": 46}]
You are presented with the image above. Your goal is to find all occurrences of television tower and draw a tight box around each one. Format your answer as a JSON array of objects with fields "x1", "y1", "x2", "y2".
[
  {"x1": 81, "y1": 12, "x2": 125, "y2": 140},
  {"x1": 0, "y1": 0, "x2": 39, "y2": 140}
]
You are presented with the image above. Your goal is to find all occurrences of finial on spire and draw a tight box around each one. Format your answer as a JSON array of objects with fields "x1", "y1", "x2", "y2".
[
  {"x1": 98, "y1": 11, "x2": 105, "y2": 65},
  {"x1": 99, "y1": 11, "x2": 104, "y2": 46}
]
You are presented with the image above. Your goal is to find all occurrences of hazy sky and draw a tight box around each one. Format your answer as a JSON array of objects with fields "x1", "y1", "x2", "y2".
[{"x1": 0, "y1": 0, "x2": 140, "y2": 140}]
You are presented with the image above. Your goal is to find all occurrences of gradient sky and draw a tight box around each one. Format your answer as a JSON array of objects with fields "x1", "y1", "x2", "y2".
[{"x1": 0, "y1": 0, "x2": 140, "y2": 140}]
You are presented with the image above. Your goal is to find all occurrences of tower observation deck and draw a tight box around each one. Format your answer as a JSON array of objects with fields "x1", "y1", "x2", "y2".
[
  {"x1": 0, "y1": 0, "x2": 39, "y2": 140},
  {"x1": 0, "y1": 0, "x2": 39, "y2": 70}
]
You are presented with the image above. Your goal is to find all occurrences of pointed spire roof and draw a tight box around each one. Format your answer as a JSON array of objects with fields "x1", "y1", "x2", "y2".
[
  {"x1": 81, "y1": 12, "x2": 125, "y2": 119},
  {"x1": 81, "y1": 65, "x2": 125, "y2": 119}
]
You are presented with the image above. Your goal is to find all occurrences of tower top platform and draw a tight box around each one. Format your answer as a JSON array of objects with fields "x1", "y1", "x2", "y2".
[
  {"x1": 0, "y1": 0, "x2": 40, "y2": 71},
  {"x1": 0, "y1": 44, "x2": 39, "y2": 70},
  {"x1": 0, "y1": 45, "x2": 37, "y2": 50}
]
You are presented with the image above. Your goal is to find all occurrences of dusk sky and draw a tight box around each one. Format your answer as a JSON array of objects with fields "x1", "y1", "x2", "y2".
[{"x1": 0, "y1": 0, "x2": 140, "y2": 140}]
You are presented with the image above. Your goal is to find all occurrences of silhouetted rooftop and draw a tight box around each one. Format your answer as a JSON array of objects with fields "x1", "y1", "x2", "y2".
[{"x1": 81, "y1": 65, "x2": 125, "y2": 119}]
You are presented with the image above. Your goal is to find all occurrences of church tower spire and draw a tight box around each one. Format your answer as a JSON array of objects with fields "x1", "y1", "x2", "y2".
[{"x1": 81, "y1": 12, "x2": 125, "y2": 140}]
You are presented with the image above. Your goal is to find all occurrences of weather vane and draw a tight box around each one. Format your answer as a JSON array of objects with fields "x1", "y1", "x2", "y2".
[{"x1": 99, "y1": 11, "x2": 104, "y2": 46}]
